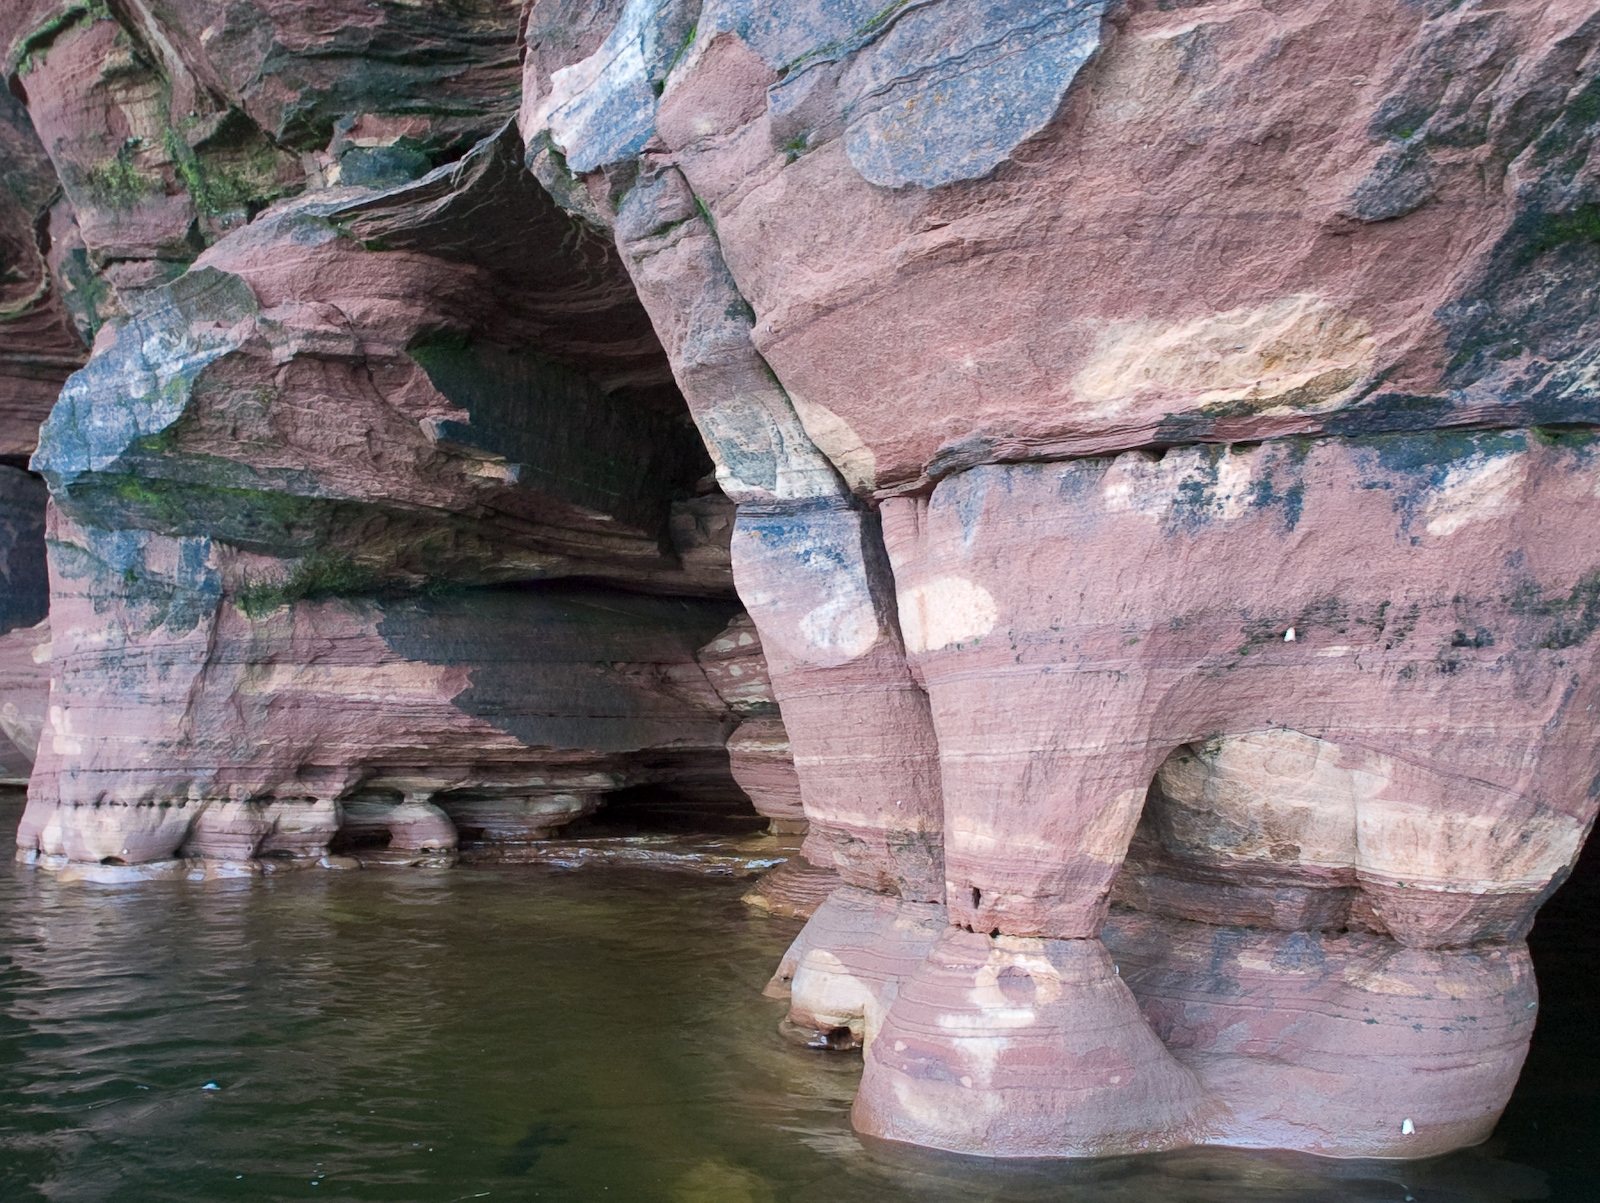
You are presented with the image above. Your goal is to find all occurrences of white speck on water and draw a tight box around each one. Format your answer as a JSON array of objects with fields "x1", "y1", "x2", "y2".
[
  {"x1": 1284, "y1": 627, "x2": 1297, "y2": 642},
  {"x1": 1401, "y1": 1117, "x2": 1415, "y2": 1135}
]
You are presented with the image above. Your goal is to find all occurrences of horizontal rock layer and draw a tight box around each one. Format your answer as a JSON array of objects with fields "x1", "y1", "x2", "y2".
[
  {"x1": 519, "y1": 0, "x2": 1600, "y2": 1163},
  {"x1": 1, "y1": 0, "x2": 1597, "y2": 1171}
]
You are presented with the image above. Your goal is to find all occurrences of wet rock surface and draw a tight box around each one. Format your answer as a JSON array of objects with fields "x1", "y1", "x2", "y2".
[
  {"x1": 522, "y1": 0, "x2": 1600, "y2": 1163},
  {"x1": 1, "y1": 0, "x2": 1598, "y2": 1171}
]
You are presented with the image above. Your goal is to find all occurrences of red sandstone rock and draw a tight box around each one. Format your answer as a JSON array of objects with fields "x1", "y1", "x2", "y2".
[
  {"x1": 17, "y1": 510, "x2": 739, "y2": 873},
  {"x1": 0, "y1": 619, "x2": 49, "y2": 785},
  {"x1": 1105, "y1": 909, "x2": 1538, "y2": 1158},
  {"x1": 739, "y1": 854, "x2": 839, "y2": 921},
  {"x1": 767, "y1": 885, "x2": 944, "y2": 1050},
  {"x1": 725, "y1": 717, "x2": 802, "y2": 831},
  {"x1": 882, "y1": 434, "x2": 1600, "y2": 947},
  {"x1": 694, "y1": 614, "x2": 804, "y2": 829},
  {"x1": 3, "y1": 0, "x2": 1597, "y2": 1170},
  {"x1": 520, "y1": 0, "x2": 1600, "y2": 1163},
  {"x1": 0, "y1": 466, "x2": 50, "y2": 785},
  {"x1": 694, "y1": 611, "x2": 843, "y2": 906},
  {"x1": 0, "y1": 91, "x2": 85, "y2": 449},
  {"x1": 694, "y1": 613, "x2": 773, "y2": 714},
  {"x1": 336, "y1": 796, "x2": 460, "y2": 867},
  {"x1": 732, "y1": 504, "x2": 945, "y2": 900},
  {"x1": 855, "y1": 928, "x2": 1211, "y2": 1158}
]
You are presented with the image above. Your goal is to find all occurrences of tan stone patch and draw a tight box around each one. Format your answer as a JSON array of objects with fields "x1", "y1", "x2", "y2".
[
  {"x1": 1423, "y1": 454, "x2": 1528, "y2": 537},
  {"x1": 898, "y1": 576, "x2": 998, "y2": 654},
  {"x1": 789, "y1": 390, "x2": 877, "y2": 492},
  {"x1": 1073, "y1": 295, "x2": 1373, "y2": 419}
]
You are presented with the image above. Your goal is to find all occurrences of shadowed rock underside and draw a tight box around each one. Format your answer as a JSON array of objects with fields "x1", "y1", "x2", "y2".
[{"x1": 1, "y1": 0, "x2": 1598, "y2": 1165}]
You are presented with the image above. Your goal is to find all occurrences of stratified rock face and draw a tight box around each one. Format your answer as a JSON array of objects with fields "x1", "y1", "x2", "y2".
[
  {"x1": 0, "y1": 467, "x2": 50, "y2": 784},
  {"x1": 694, "y1": 611, "x2": 844, "y2": 916},
  {"x1": 883, "y1": 432, "x2": 1600, "y2": 946},
  {"x1": 5, "y1": 1, "x2": 758, "y2": 878},
  {"x1": 0, "y1": 89, "x2": 86, "y2": 449},
  {"x1": 527, "y1": 0, "x2": 1600, "y2": 490},
  {"x1": 859, "y1": 429, "x2": 1596, "y2": 1155},
  {"x1": 524, "y1": 0, "x2": 1600, "y2": 1162},
  {"x1": 32, "y1": 126, "x2": 711, "y2": 588},
  {"x1": 19, "y1": 508, "x2": 736, "y2": 874},
  {"x1": 6, "y1": 0, "x2": 1599, "y2": 1168},
  {"x1": 0, "y1": 616, "x2": 50, "y2": 786},
  {"x1": 695, "y1": 613, "x2": 801, "y2": 829},
  {"x1": 0, "y1": 84, "x2": 61, "y2": 786}
]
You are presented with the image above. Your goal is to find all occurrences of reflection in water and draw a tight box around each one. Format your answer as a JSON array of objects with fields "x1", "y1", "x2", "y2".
[{"x1": 0, "y1": 843, "x2": 1590, "y2": 1202}]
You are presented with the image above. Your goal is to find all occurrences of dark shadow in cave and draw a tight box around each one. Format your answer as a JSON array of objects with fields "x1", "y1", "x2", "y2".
[
  {"x1": 562, "y1": 783, "x2": 767, "y2": 840},
  {"x1": 1491, "y1": 824, "x2": 1600, "y2": 1198}
]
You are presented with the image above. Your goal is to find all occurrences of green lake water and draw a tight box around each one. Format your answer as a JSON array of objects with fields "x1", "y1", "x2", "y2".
[{"x1": 0, "y1": 846, "x2": 1593, "y2": 1202}]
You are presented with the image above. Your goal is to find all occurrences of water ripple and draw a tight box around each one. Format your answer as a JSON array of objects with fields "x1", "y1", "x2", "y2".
[{"x1": 0, "y1": 856, "x2": 1586, "y2": 1202}]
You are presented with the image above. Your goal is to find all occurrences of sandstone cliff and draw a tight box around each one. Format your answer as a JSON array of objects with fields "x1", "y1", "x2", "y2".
[
  {"x1": 521, "y1": 0, "x2": 1600, "y2": 1160},
  {"x1": 2, "y1": 0, "x2": 1599, "y2": 1164}
]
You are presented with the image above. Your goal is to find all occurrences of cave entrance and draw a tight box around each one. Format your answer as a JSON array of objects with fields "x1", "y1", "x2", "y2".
[
  {"x1": 564, "y1": 783, "x2": 767, "y2": 840},
  {"x1": 1493, "y1": 828, "x2": 1600, "y2": 1196}
]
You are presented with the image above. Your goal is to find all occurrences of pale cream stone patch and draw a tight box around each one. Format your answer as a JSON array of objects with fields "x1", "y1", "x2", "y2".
[
  {"x1": 891, "y1": 1071, "x2": 1000, "y2": 1126},
  {"x1": 1088, "y1": 21, "x2": 1209, "y2": 124},
  {"x1": 788, "y1": 391, "x2": 878, "y2": 493},
  {"x1": 798, "y1": 592, "x2": 880, "y2": 660},
  {"x1": 1212, "y1": 451, "x2": 1261, "y2": 520},
  {"x1": 1356, "y1": 802, "x2": 1585, "y2": 890},
  {"x1": 791, "y1": 947, "x2": 871, "y2": 1041},
  {"x1": 38, "y1": 806, "x2": 65, "y2": 857},
  {"x1": 1101, "y1": 452, "x2": 1180, "y2": 520},
  {"x1": 239, "y1": 661, "x2": 461, "y2": 703},
  {"x1": 534, "y1": 0, "x2": 649, "y2": 150},
  {"x1": 1073, "y1": 295, "x2": 1373, "y2": 420},
  {"x1": 947, "y1": 815, "x2": 1063, "y2": 858},
  {"x1": 48, "y1": 704, "x2": 83, "y2": 758},
  {"x1": 973, "y1": 947, "x2": 1065, "y2": 1008},
  {"x1": 942, "y1": 1033, "x2": 1018, "y2": 1079},
  {"x1": 898, "y1": 576, "x2": 998, "y2": 654},
  {"x1": 1423, "y1": 454, "x2": 1528, "y2": 537},
  {"x1": 1156, "y1": 730, "x2": 1367, "y2": 868},
  {"x1": 1160, "y1": 730, "x2": 1583, "y2": 893}
]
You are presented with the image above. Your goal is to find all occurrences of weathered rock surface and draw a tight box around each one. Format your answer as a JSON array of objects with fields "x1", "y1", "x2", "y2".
[
  {"x1": 694, "y1": 610, "x2": 842, "y2": 914},
  {"x1": 0, "y1": 617, "x2": 50, "y2": 786},
  {"x1": 0, "y1": 89, "x2": 86, "y2": 449},
  {"x1": 523, "y1": 0, "x2": 1600, "y2": 1163},
  {"x1": 18, "y1": 509, "x2": 739, "y2": 872},
  {"x1": 1104, "y1": 909, "x2": 1539, "y2": 1158},
  {"x1": 5, "y1": 1, "x2": 761, "y2": 878},
  {"x1": 0, "y1": 468, "x2": 50, "y2": 785},
  {"x1": 694, "y1": 613, "x2": 798, "y2": 827},
  {"x1": 526, "y1": 0, "x2": 1600, "y2": 492},
  {"x1": 5, "y1": 0, "x2": 1600, "y2": 1169}
]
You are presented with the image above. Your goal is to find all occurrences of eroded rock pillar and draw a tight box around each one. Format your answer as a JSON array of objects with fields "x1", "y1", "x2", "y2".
[
  {"x1": 614, "y1": 166, "x2": 947, "y2": 1048},
  {"x1": 864, "y1": 432, "x2": 1600, "y2": 1157}
]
